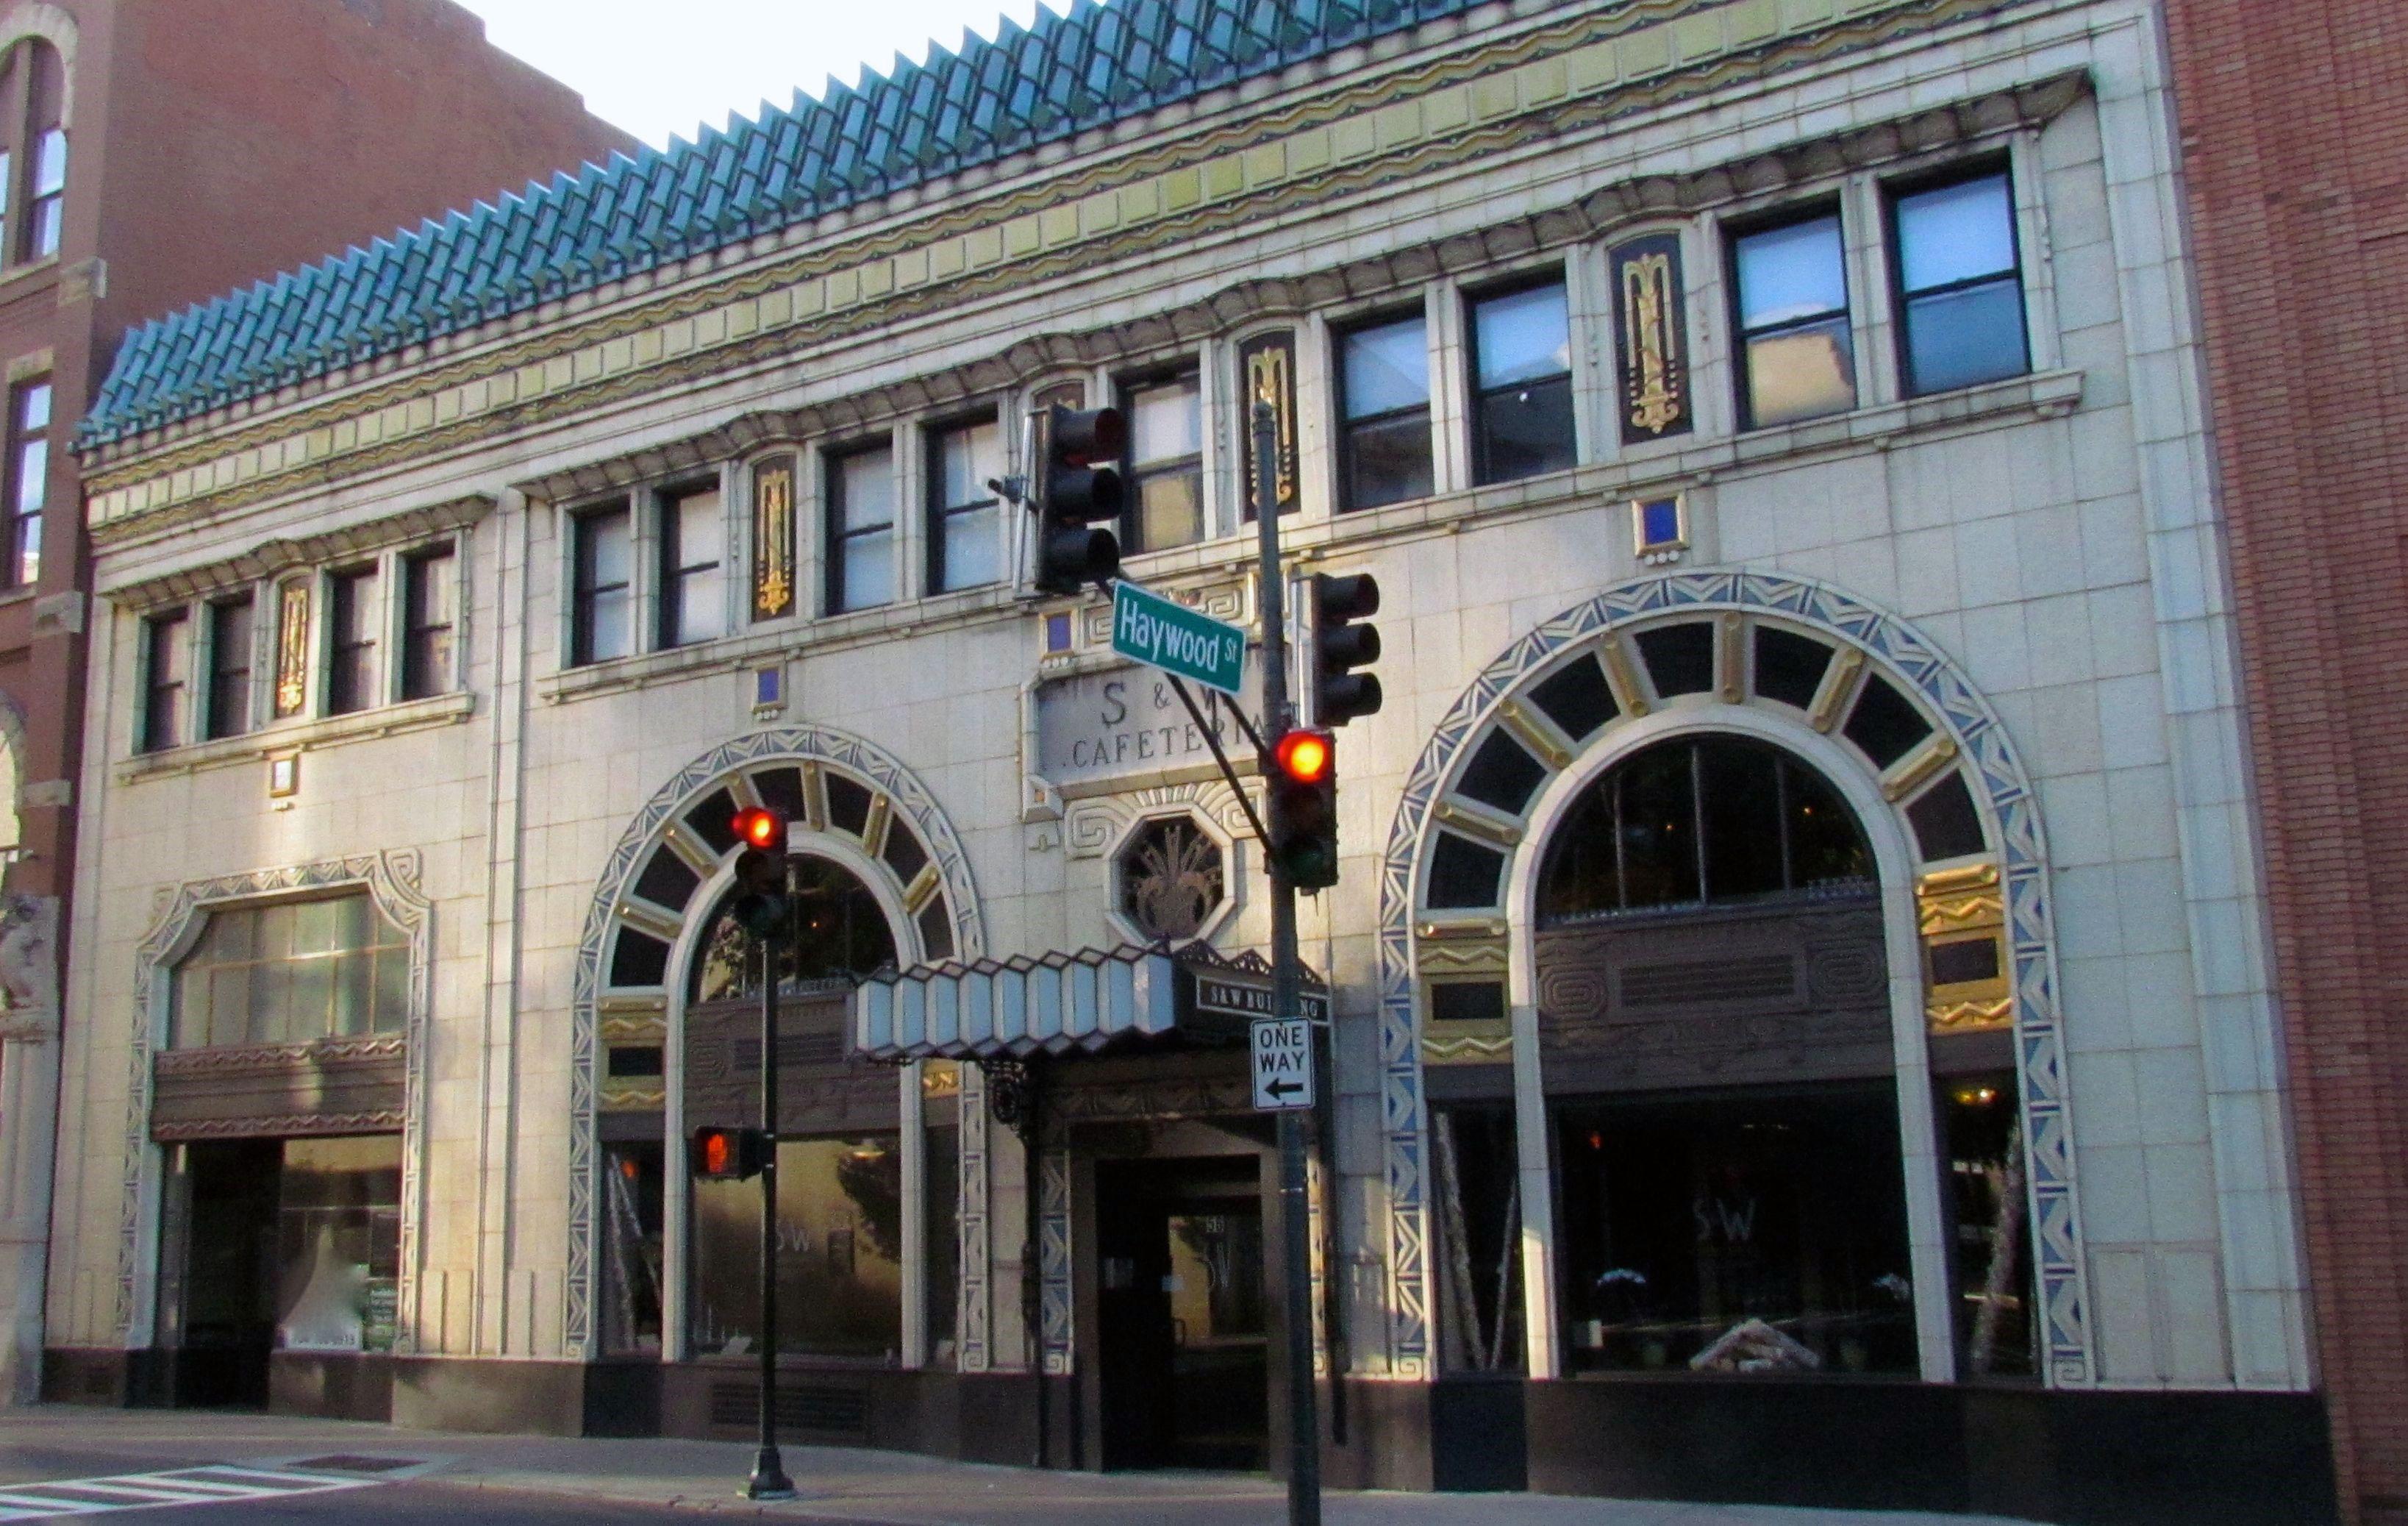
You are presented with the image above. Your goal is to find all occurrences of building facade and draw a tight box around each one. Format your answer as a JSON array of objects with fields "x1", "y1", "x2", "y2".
[
  {"x1": 46, "y1": 0, "x2": 2329, "y2": 1519},
  {"x1": 0, "y1": 0, "x2": 630, "y2": 1405},
  {"x1": 2157, "y1": 3, "x2": 2408, "y2": 1523}
]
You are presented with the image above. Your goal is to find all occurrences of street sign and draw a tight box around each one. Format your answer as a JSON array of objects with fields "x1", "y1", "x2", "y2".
[
  {"x1": 1250, "y1": 1017, "x2": 1315, "y2": 1111},
  {"x1": 1112, "y1": 579, "x2": 1248, "y2": 697}
]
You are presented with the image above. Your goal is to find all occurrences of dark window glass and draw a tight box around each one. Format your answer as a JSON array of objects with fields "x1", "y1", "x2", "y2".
[
  {"x1": 1753, "y1": 627, "x2": 1833, "y2": 710},
  {"x1": 571, "y1": 505, "x2": 632, "y2": 666},
  {"x1": 1938, "y1": 1072, "x2": 2036, "y2": 1377},
  {"x1": 682, "y1": 788, "x2": 742, "y2": 856},
  {"x1": 690, "y1": 1134, "x2": 903, "y2": 1361},
  {"x1": 143, "y1": 609, "x2": 191, "y2": 752},
  {"x1": 18, "y1": 46, "x2": 62, "y2": 264},
  {"x1": 169, "y1": 894, "x2": 410, "y2": 1047},
  {"x1": 1528, "y1": 655, "x2": 1618, "y2": 742},
  {"x1": 918, "y1": 899, "x2": 955, "y2": 961},
  {"x1": 1634, "y1": 623, "x2": 1714, "y2": 698},
  {"x1": 1338, "y1": 314, "x2": 1432, "y2": 510},
  {"x1": 1929, "y1": 938, "x2": 2002, "y2": 987},
  {"x1": 4, "y1": 378, "x2": 46, "y2": 587},
  {"x1": 1907, "y1": 771, "x2": 1987, "y2": 861},
  {"x1": 400, "y1": 549, "x2": 456, "y2": 700},
  {"x1": 24, "y1": 126, "x2": 60, "y2": 260},
  {"x1": 1433, "y1": 1105, "x2": 1526, "y2": 1372},
  {"x1": 1537, "y1": 738, "x2": 1874, "y2": 919},
  {"x1": 607, "y1": 1045, "x2": 665, "y2": 1078},
  {"x1": 826, "y1": 445, "x2": 895, "y2": 613},
  {"x1": 1732, "y1": 213, "x2": 1855, "y2": 428},
  {"x1": 205, "y1": 596, "x2": 254, "y2": 741},
  {"x1": 631, "y1": 847, "x2": 700, "y2": 913},
  {"x1": 926, "y1": 1115, "x2": 961, "y2": 1361},
  {"x1": 1555, "y1": 1083, "x2": 1917, "y2": 1375},
  {"x1": 610, "y1": 930, "x2": 671, "y2": 989},
  {"x1": 326, "y1": 566, "x2": 380, "y2": 715},
  {"x1": 1456, "y1": 730, "x2": 1548, "y2": 817},
  {"x1": 1843, "y1": 674, "x2": 1933, "y2": 769},
  {"x1": 601, "y1": 1141, "x2": 665, "y2": 1355},
  {"x1": 928, "y1": 418, "x2": 1004, "y2": 591},
  {"x1": 1429, "y1": 982, "x2": 1507, "y2": 1024},
  {"x1": 1470, "y1": 279, "x2": 1575, "y2": 485},
  {"x1": 825, "y1": 774, "x2": 873, "y2": 837},
  {"x1": 751, "y1": 767, "x2": 810, "y2": 825},
  {"x1": 882, "y1": 824, "x2": 929, "y2": 888},
  {"x1": 1121, "y1": 376, "x2": 1203, "y2": 554},
  {"x1": 1893, "y1": 171, "x2": 2027, "y2": 395},
  {"x1": 687, "y1": 856, "x2": 899, "y2": 1004},
  {"x1": 1426, "y1": 832, "x2": 1507, "y2": 910},
  {"x1": 658, "y1": 486, "x2": 724, "y2": 648}
]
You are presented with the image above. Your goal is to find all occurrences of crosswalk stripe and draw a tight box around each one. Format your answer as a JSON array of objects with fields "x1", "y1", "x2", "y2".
[{"x1": 0, "y1": 1461, "x2": 387, "y2": 1519}]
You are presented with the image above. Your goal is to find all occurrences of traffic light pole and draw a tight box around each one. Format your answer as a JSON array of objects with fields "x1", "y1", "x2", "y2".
[
  {"x1": 1253, "y1": 398, "x2": 1322, "y2": 1526},
  {"x1": 747, "y1": 929, "x2": 795, "y2": 1500}
]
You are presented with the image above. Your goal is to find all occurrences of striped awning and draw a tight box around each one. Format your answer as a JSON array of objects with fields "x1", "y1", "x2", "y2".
[{"x1": 852, "y1": 944, "x2": 1323, "y2": 1063}]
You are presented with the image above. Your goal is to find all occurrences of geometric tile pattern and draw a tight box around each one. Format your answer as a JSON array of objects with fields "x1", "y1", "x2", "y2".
[
  {"x1": 1376, "y1": 571, "x2": 2095, "y2": 1387},
  {"x1": 564, "y1": 726, "x2": 984, "y2": 1358},
  {"x1": 115, "y1": 850, "x2": 432, "y2": 1349}
]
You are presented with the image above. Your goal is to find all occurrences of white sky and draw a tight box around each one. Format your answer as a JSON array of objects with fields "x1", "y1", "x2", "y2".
[{"x1": 456, "y1": 1, "x2": 1059, "y2": 151}]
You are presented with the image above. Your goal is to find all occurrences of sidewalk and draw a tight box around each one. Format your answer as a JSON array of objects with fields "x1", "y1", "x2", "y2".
[{"x1": 0, "y1": 1405, "x2": 2046, "y2": 1525}]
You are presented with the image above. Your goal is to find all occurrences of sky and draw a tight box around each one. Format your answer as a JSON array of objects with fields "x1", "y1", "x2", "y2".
[{"x1": 456, "y1": 1, "x2": 1059, "y2": 151}]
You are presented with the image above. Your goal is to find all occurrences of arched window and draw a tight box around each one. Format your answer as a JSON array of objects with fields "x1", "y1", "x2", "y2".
[
  {"x1": 1536, "y1": 735, "x2": 1871, "y2": 921},
  {"x1": 0, "y1": 39, "x2": 67, "y2": 263},
  {"x1": 687, "y1": 855, "x2": 897, "y2": 1006}
]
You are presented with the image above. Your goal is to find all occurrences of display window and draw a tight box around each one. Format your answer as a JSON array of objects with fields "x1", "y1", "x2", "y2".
[{"x1": 687, "y1": 1134, "x2": 904, "y2": 1362}]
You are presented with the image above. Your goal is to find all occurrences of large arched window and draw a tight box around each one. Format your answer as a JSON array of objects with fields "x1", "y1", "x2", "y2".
[
  {"x1": 1536, "y1": 735, "x2": 1872, "y2": 921},
  {"x1": 687, "y1": 855, "x2": 897, "y2": 1005}
]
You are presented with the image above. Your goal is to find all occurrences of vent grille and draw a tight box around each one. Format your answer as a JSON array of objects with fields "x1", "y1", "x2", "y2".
[
  {"x1": 1620, "y1": 953, "x2": 1795, "y2": 1007},
  {"x1": 729, "y1": 1032, "x2": 846, "y2": 1070},
  {"x1": 708, "y1": 1380, "x2": 868, "y2": 1438}
]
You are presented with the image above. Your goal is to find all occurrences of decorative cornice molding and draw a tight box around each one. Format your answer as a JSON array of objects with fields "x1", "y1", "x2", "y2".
[
  {"x1": 101, "y1": 493, "x2": 493, "y2": 607},
  {"x1": 153, "y1": 1034, "x2": 405, "y2": 1076}
]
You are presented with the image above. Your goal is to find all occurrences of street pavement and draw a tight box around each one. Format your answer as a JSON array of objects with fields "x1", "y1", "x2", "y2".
[{"x1": 0, "y1": 1405, "x2": 2048, "y2": 1525}]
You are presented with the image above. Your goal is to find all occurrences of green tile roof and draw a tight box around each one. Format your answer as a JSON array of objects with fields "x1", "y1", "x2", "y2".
[{"x1": 86, "y1": 0, "x2": 1492, "y2": 447}]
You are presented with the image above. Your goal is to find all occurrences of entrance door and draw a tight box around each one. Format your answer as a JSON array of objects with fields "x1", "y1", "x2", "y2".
[
  {"x1": 176, "y1": 1139, "x2": 280, "y2": 1408},
  {"x1": 1096, "y1": 1156, "x2": 1269, "y2": 1471}
]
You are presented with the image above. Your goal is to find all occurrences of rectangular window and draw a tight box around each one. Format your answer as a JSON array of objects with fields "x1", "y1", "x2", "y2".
[
  {"x1": 1732, "y1": 210, "x2": 1856, "y2": 429},
  {"x1": 926, "y1": 418, "x2": 1002, "y2": 593},
  {"x1": 1337, "y1": 313, "x2": 1433, "y2": 510},
  {"x1": 170, "y1": 894, "x2": 411, "y2": 1049},
  {"x1": 826, "y1": 443, "x2": 895, "y2": 614},
  {"x1": 571, "y1": 504, "x2": 632, "y2": 666},
  {"x1": 657, "y1": 485, "x2": 725, "y2": 648},
  {"x1": 143, "y1": 609, "x2": 191, "y2": 753},
  {"x1": 1892, "y1": 170, "x2": 2028, "y2": 396},
  {"x1": 326, "y1": 566, "x2": 380, "y2": 716},
  {"x1": 400, "y1": 549, "x2": 457, "y2": 700},
  {"x1": 1121, "y1": 374, "x2": 1203, "y2": 554},
  {"x1": 26, "y1": 126, "x2": 62, "y2": 260},
  {"x1": 205, "y1": 595, "x2": 254, "y2": 741},
  {"x1": 1469, "y1": 278, "x2": 1576, "y2": 485},
  {"x1": 3, "y1": 378, "x2": 45, "y2": 588}
]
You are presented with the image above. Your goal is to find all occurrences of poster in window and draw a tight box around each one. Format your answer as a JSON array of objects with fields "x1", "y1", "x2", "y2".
[
  {"x1": 1609, "y1": 233, "x2": 1693, "y2": 443},
  {"x1": 1238, "y1": 330, "x2": 1299, "y2": 520},
  {"x1": 751, "y1": 456, "x2": 796, "y2": 621}
]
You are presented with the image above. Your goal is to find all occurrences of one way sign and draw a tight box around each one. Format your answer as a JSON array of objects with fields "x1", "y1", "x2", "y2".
[{"x1": 1250, "y1": 1017, "x2": 1315, "y2": 1111}]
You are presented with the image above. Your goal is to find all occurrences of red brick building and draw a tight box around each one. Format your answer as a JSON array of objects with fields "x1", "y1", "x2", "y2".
[
  {"x1": 0, "y1": 0, "x2": 629, "y2": 1402},
  {"x1": 2160, "y1": 3, "x2": 2408, "y2": 1522}
]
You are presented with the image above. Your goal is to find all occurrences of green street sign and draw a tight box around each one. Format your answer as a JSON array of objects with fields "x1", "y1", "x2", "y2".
[{"x1": 1111, "y1": 580, "x2": 1248, "y2": 696}]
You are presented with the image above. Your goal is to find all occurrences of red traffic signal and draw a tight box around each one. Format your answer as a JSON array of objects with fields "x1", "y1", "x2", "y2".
[
  {"x1": 732, "y1": 806, "x2": 787, "y2": 852},
  {"x1": 1274, "y1": 727, "x2": 1333, "y2": 785},
  {"x1": 1268, "y1": 729, "x2": 1340, "y2": 891},
  {"x1": 690, "y1": 1124, "x2": 769, "y2": 1181}
]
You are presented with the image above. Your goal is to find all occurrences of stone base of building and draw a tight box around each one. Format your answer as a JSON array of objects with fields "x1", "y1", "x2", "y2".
[{"x1": 39, "y1": 1349, "x2": 2333, "y2": 1523}]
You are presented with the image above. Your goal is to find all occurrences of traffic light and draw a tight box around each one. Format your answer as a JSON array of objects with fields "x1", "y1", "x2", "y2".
[
  {"x1": 729, "y1": 806, "x2": 790, "y2": 935},
  {"x1": 1310, "y1": 572, "x2": 1383, "y2": 727},
  {"x1": 1031, "y1": 404, "x2": 1124, "y2": 596},
  {"x1": 1267, "y1": 727, "x2": 1340, "y2": 891},
  {"x1": 690, "y1": 1124, "x2": 770, "y2": 1181}
]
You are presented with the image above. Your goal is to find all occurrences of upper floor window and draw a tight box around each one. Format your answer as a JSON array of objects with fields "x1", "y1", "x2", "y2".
[
  {"x1": 1468, "y1": 277, "x2": 1575, "y2": 485},
  {"x1": 326, "y1": 566, "x2": 380, "y2": 716},
  {"x1": 204, "y1": 594, "x2": 254, "y2": 741},
  {"x1": 401, "y1": 548, "x2": 457, "y2": 700},
  {"x1": 25, "y1": 125, "x2": 60, "y2": 260},
  {"x1": 0, "y1": 40, "x2": 63, "y2": 265},
  {"x1": 1121, "y1": 373, "x2": 1202, "y2": 554},
  {"x1": 571, "y1": 504, "x2": 632, "y2": 666},
  {"x1": 1338, "y1": 312, "x2": 1433, "y2": 511},
  {"x1": 826, "y1": 443, "x2": 895, "y2": 615},
  {"x1": 142, "y1": 610, "x2": 190, "y2": 754},
  {"x1": 3, "y1": 377, "x2": 45, "y2": 588},
  {"x1": 658, "y1": 485, "x2": 725, "y2": 649},
  {"x1": 1732, "y1": 210, "x2": 1856, "y2": 429},
  {"x1": 927, "y1": 417, "x2": 1002, "y2": 593},
  {"x1": 1891, "y1": 170, "x2": 2027, "y2": 396},
  {"x1": 171, "y1": 893, "x2": 410, "y2": 1049}
]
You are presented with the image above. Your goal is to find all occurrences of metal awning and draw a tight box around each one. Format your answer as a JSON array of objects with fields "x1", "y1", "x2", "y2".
[{"x1": 851, "y1": 944, "x2": 1327, "y2": 1063}]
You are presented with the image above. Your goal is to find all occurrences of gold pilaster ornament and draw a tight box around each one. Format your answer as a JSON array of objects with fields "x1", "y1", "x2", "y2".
[
  {"x1": 273, "y1": 580, "x2": 310, "y2": 716},
  {"x1": 1610, "y1": 233, "x2": 1692, "y2": 443},
  {"x1": 751, "y1": 457, "x2": 795, "y2": 620},
  {"x1": 1239, "y1": 330, "x2": 1298, "y2": 518}
]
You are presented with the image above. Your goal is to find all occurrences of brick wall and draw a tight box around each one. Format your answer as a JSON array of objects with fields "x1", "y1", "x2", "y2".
[{"x1": 2157, "y1": 4, "x2": 2408, "y2": 1522}]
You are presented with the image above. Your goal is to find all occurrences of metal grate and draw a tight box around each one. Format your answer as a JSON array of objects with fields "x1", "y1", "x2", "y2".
[
  {"x1": 1619, "y1": 953, "x2": 1795, "y2": 1007},
  {"x1": 708, "y1": 1380, "x2": 868, "y2": 1438},
  {"x1": 287, "y1": 1456, "x2": 421, "y2": 1475}
]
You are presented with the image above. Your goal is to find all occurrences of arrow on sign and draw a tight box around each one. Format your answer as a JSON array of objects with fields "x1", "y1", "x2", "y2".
[{"x1": 1263, "y1": 1077, "x2": 1308, "y2": 1102}]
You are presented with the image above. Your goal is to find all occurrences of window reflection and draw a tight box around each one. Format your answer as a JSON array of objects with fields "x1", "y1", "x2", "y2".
[
  {"x1": 689, "y1": 855, "x2": 897, "y2": 1005},
  {"x1": 688, "y1": 1135, "x2": 904, "y2": 1361},
  {"x1": 1470, "y1": 280, "x2": 1575, "y2": 484},
  {"x1": 1339, "y1": 314, "x2": 1433, "y2": 510},
  {"x1": 172, "y1": 894, "x2": 410, "y2": 1049},
  {"x1": 1893, "y1": 171, "x2": 2028, "y2": 395},
  {"x1": 1732, "y1": 213, "x2": 1856, "y2": 427}
]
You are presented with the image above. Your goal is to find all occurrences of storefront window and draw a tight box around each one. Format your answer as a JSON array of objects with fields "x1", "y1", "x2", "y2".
[
  {"x1": 602, "y1": 1141, "x2": 666, "y2": 1355},
  {"x1": 1432, "y1": 1104, "x2": 1525, "y2": 1372},
  {"x1": 926, "y1": 1114, "x2": 961, "y2": 1366},
  {"x1": 689, "y1": 1134, "x2": 904, "y2": 1361},
  {"x1": 1554, "y1": 1082, "x2": 1916, "y2": 1375},
  {"x1": 274, "y1": 1135, "x2": 402, "y2": 1354},
  {"x1": 688, "y1": 855, "x2": 896, "y2": 1005},
  {"x1": 1940, "y1": 1072, "x2": 2036, "y2": 1377},
  {"x1": 171, "y1": 894, "x2": 410, "y2": 1049}
]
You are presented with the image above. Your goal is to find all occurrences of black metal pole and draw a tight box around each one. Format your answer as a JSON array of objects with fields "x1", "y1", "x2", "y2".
[
  {"x1": 747, "y1": 932, "x2": 794, "y2": 1500},
  {"x1": 1254, "y1": 397, "x2": 1321, "y2": 1526}
]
